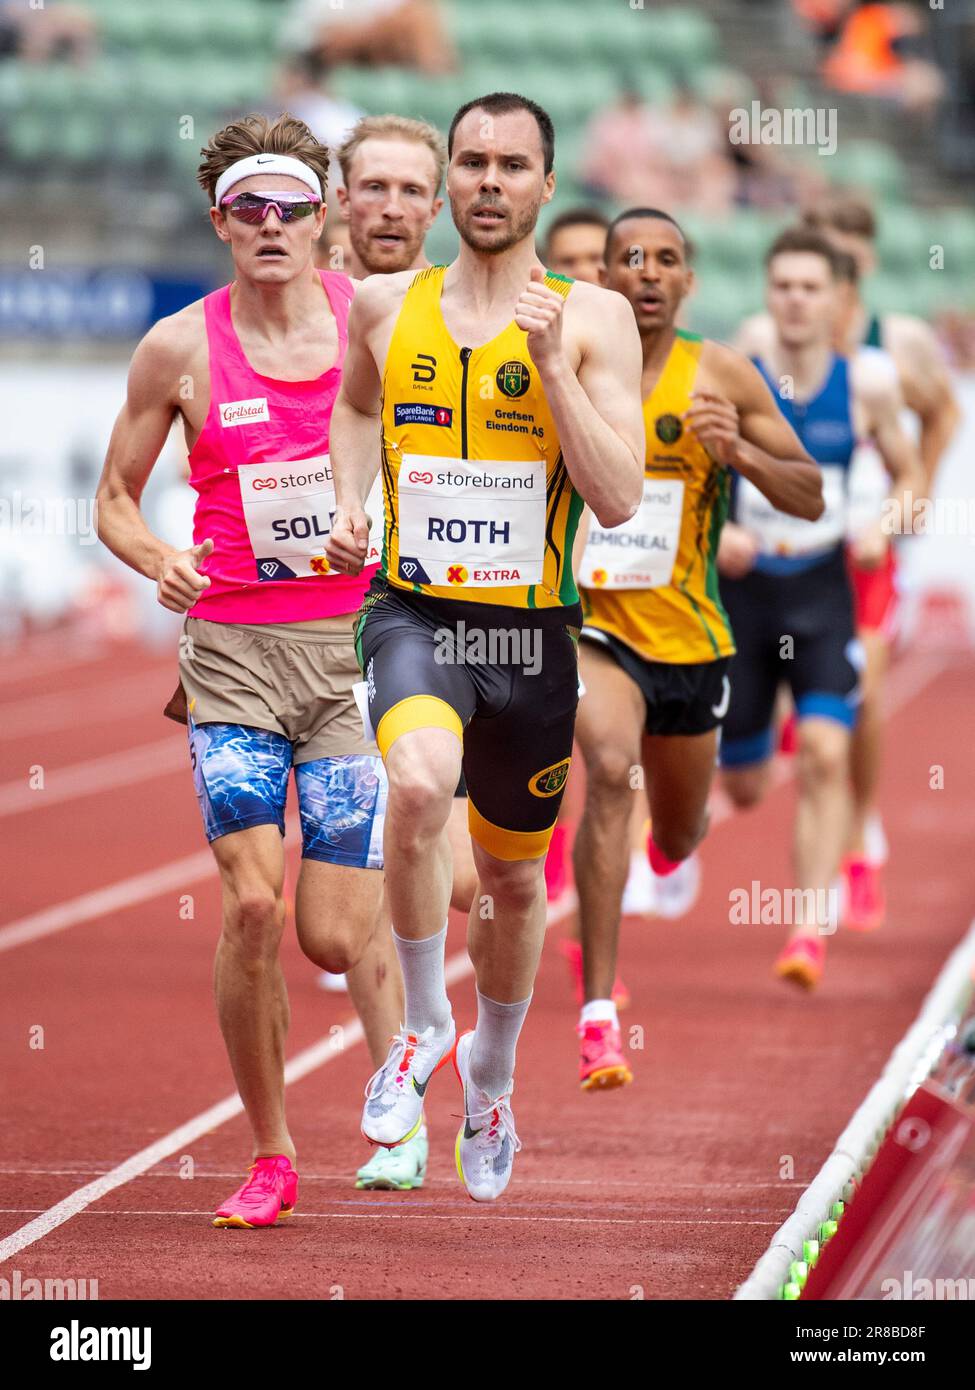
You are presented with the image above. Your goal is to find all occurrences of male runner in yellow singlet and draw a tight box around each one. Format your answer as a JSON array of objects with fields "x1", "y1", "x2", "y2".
[
  {"x1": 331, "y1": 113, "x2": 479, "y2": 1191},
  {"x1": 326, "y1": 92, "x2": 645, "y2": 1201},
  {"x1": 572, "y1": 209, "x2": 823, "y2": 1087}
]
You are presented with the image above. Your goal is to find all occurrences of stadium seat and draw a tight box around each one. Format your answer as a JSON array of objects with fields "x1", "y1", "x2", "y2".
[
  {"x1": 829, "y1": 140, "x2": 906, "y2": 202},
  {"x1": 8, "y1": 110, "x2": 50, "y2": 164},
  {"x1": 876, "y1": 204, "x2": 934, "y2": 274},
  {"x1": 936, "y1": 208, "x2": 975, "y2": 274},
  {"x1": 649, "y1": 8, "x2": 720, "y2": 73}
]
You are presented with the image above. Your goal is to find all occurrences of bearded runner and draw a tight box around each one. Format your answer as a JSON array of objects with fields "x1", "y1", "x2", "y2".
[{"x1": 326, "y1": 91, "x2": 644, "y2": 1202}]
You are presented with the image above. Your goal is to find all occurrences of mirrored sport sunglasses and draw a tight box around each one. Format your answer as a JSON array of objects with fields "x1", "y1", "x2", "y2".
[{"x1": 220, "y1": 190, "x2": 322, "y2": 224}]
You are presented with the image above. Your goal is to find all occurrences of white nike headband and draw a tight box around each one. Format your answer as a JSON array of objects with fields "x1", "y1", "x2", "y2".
[{"x1": 214, "y1": 154, "x2": 323, "y2": 206}]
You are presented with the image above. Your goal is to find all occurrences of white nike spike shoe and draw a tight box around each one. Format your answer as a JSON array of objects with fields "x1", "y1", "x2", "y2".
[
  {"x1": 652, "y1": 851, "x2": 701, "y2": 920},
  {"x1": 453, "y1": 1030, "x2": 521, "y2": 1203},
  {"x1": 355, "y1": 1126, "x2": 429, "y2": 1190},
  {"x1": 361, "y1": 1021, "x2": 455, "y2": 1148}
]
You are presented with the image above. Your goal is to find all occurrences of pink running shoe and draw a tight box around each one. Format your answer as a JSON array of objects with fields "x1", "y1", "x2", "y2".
[
  {"x1": 559, "y1": 939, "x2": 631, "y2": 1010},
  {"x1": 843, "y1": 857, "x2": 885, "y2": 932},
  {"x1": 213, "y1": 1155, "x2": 298, "y2": 1229},
  {"x1": 779, "y1": 711, "x2": 798, "y2": 756},
  {"x1": 774, "y1": 934, "x2": 825, "y2": 990},
  {"x1": 578, "y1": 1018, "x2": 634, "y2": 1092},
  {"x1": 544, "y1": 823, "x2": 569, "y2": 903}
]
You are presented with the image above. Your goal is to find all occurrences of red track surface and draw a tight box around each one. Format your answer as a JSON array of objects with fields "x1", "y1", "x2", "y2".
[{"x1": 1, "y1": 629, "x2": 973, "y2": 1300}]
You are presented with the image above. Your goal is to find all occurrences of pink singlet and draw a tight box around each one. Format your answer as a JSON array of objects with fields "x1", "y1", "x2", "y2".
[{"x1": 187, "y1": 269, "x2": 379, "y2": 624}]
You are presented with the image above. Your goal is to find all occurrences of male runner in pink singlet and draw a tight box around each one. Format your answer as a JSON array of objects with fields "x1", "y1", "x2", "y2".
[{"x1": 96, "y1": 114, "x2": 387, "y2": 1227}]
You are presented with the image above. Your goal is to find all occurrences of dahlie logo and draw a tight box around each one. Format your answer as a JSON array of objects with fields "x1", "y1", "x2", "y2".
[
  {"x1": 219, "y1": 397, "x2": 270, "y2": 427},
  {"x1": 408, "y1": 471, "x2": 433, "y2": 485},
  {"x1": 251, "y1": 477, "x2": 277, "y2": 491}
]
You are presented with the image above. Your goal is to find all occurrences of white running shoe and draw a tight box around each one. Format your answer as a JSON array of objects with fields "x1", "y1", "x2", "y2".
[
  {"x1": 355, "y1": 1126, "x2": 428, "y2": 1190},
  {"x1": 621, "y1": 849, "x2": 656, "y2": 917},
  {"x1": 453, "y1": 1031, "x2": 521, "y2": 1203},
  {"x1": 317, "y1": 970, "x2": 348, "y2": 993},
  {"x1": 652, "y1": 852, "x2": 701, "y2": 920},
  {"x1": 864, "y1": 813, "x2": 889, "y2": 866},
  {"x1": 361, "y1": 1022, "x2": 455, "y2": 1148}
]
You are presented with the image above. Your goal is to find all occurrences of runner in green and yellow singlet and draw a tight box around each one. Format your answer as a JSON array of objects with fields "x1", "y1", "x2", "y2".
[
  {"x1": 570, "y1": 209, "x2": 822, "y2": 1090},
  {"x1": 325, "y1": 94, "x2": 645, "y2": 1202}
]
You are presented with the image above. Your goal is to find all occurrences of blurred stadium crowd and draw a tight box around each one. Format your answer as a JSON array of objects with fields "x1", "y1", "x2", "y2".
[{"x1": 1, "y1": 0, "x2": 973, "y2": 637}]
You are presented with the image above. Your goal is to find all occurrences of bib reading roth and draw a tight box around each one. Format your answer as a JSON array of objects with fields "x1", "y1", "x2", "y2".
[
  {"x1": 397, "y1": 454, "x2": 546, "y2": 588},
  {"x1": 238, "y1": 457, "x2": 382, "y2": 581},
  {"x1": 579, "y1": 479, "x2": 685, "y2": 590}
]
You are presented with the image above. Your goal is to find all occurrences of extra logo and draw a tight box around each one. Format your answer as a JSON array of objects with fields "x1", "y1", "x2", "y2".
[
  {"x1": 529, "y1": 758, "x2": 571, "y2": 798},
  {"x1": 411, "y1": 353, "x2": 436, "y2": 384},
  {"x1": 394, "y1": 404, "x2": 453, "y2": 428},
  {"x1": 497, "y1": 360, "x2": 530, "y2": 399},
  {"x1": 309, "y1": 556, "x2": 330, "y2": 575},
  {"x1": 219, "y1": 397, "x2": 269, "y2": 428},
  {"x1": 590, "y1": 568, "x2": 607, "y2": 587},
  {"x1": 446, "y1": 564, "x2": 468, "y2": 585},
  {"x1": 655, "y1": 413, "x2": 683, "y2": 445}
]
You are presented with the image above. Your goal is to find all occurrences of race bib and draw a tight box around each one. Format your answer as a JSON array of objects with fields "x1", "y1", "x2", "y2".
[
  {"x1": 396, "y1": 455, "x2": 546, "y2": 588},
  {"x1": 737, "y1": 464, "x2": 846, "y2": 557},
  {"x1": 845, "y1": 442, "x2": 890, "y2": 541},
  {"x1": 579, "y1": 479, "x2": 684, "y2": 590},
  {"x1": 237, "y1": 457, "x2": 382, "y2": 582}
]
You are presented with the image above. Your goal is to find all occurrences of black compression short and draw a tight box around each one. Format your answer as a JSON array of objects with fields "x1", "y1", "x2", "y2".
[{"x1": 356, "y1": 578, "x2": 581, "y2": 860}]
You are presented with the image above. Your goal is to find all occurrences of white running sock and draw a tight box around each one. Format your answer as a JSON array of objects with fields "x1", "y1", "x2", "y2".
[
  {"x1": 469, "y1": 988, "x2": 532, "y2": 1098},
  {"x1": 392, "y1": 922, "x2": 452, "y2": 1036},
  {"x1": 580, "y1": 998, "x2": 618, "y2": 1027}
]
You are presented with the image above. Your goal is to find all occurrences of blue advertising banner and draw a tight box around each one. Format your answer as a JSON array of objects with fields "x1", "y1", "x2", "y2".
[{"x1": 0, "y1": 268, "x2": 215, "y2": 338}]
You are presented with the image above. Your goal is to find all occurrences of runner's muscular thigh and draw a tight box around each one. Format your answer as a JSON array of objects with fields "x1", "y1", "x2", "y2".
[{"x1": 575, "y1": 641, "x2": 644, "y2": 761}]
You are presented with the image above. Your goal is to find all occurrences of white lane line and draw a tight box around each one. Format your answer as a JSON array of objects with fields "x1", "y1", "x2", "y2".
[
  {"x1": 0, "y1": 737, "x2": 184, "y2": 817},
  {"x1": 735, "y1": 916, "x2": 975, "y2": 1299},
  {"x1": 0, "y1": 896, "x2": 575, "y2": 1265},
  {"x1": 0, "y1": 642, "x2": 107, "y2": 687},
  {"x1": 0, "y1": 1208, "x2": 781, "y2": 1228},
  {"x1": 0, "y1": 851, "x2": 216, "y2": 955},
  {"x1": 0, "y1": 1167, "x2": 806, "y2": 1190},
  {"x1": 0, "y1": 670, "x2": 168, "y2": 741},
  {"x1": 0, "y1": 646, "x2": 957, "y2": 1259},
  {"x1": 0, "y1": 645, "x2": 951, "y2": 944}
]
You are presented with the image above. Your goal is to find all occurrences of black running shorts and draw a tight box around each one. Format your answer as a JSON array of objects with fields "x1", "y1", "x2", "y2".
[
  {"x1": 356, "y1": 579, "x2": 581, "y2": 860},
  {"x1": 580, "y1": 628, "x2": 732, "y2": 737},
  {"x1": 719, "y1": 546, "x2": 861, "y2": 768}
]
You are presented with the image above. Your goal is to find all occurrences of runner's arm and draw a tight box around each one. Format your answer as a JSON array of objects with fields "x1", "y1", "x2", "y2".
[
  {"x1": 96, "y1": 320, "x2": 214, "y2": 612},
  {"x1": 887, "y1": 315, "x2": 961, "y2": 495},
  {"x1": 527, "y1": 283, "x2": 645, "y2": 527},
  {"x1": 326, "y1": 281, "x2": 388, "y2": 574},
  {"x1": 700, "y1": 345, "x2": 823, "y2": 519},
  {"x1": 731, "y1": 312, "x2": 773, "y2": 359},
  {"x1": 571, "y1": 506, "x2": 592, "y2": 581},
  {"x1": 856, "y1": 355, "x2": 924, "y2": 564}
]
